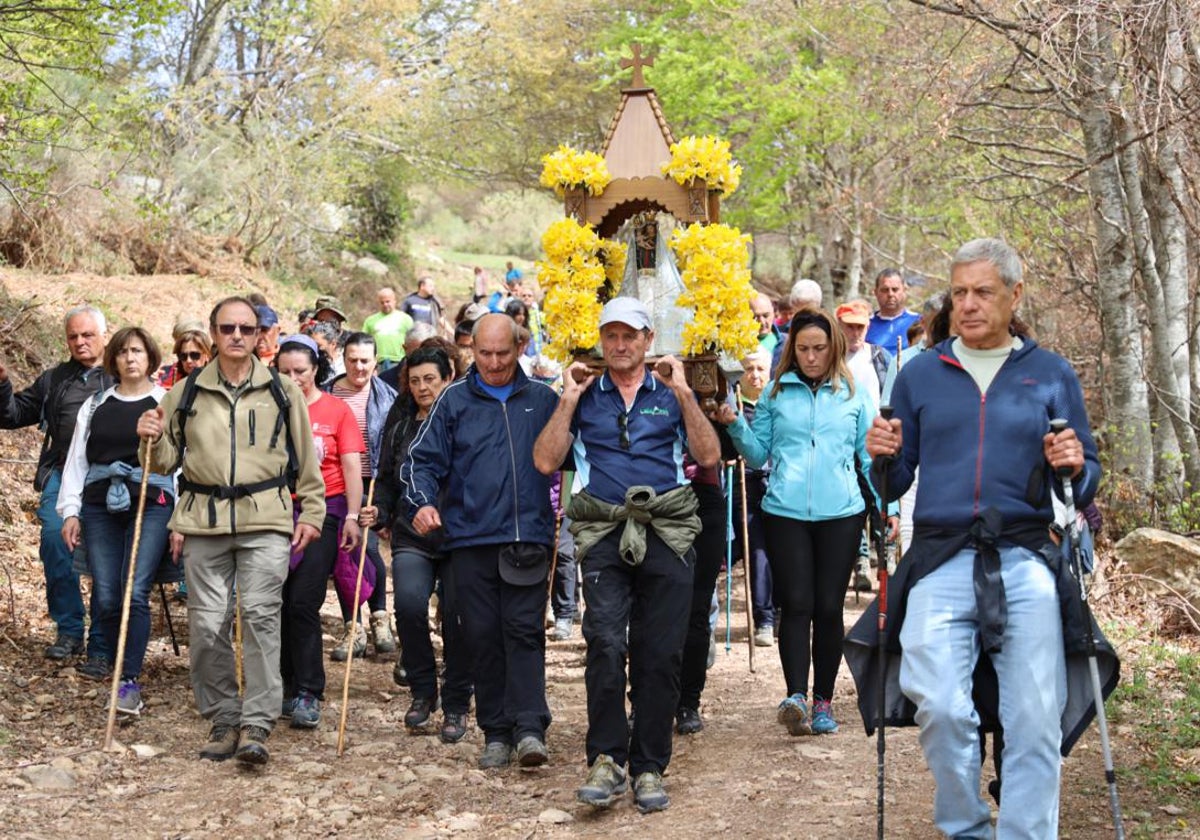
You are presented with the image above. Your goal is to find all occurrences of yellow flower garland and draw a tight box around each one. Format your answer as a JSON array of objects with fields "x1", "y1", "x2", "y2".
[
  {"x1": 539, "y1": 144, "x2": 613, "y2": 197},
  {"x1": 662, "y1": 135, "x2": 742, "y2": 197},
  {"x1": 536, "y1": 218, "x2": 627, "y2": 361},
  {"x1": 670, "y1": 223, "x2": 758, "y2": 358}
]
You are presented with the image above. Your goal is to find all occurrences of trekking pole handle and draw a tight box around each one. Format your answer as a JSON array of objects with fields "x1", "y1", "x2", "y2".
[
  {"x1": 1049, "y1": 418, "x2": 1072, "y2": 478},
  {"x1": 878, "y1": 405, "x2": 895, "y2": 463}
]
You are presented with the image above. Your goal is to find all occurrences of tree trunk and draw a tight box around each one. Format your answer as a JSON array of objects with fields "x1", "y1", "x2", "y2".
[
  {"x1": 1075, "y1": 11, "x2": 1154, "y2": 490},
  {"x1": 183, "y1": 0, "x2": 232, "y2": 87}
]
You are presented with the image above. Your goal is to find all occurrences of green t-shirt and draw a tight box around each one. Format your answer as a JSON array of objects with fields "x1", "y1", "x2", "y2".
[{"x1": 363, "y1": 310, "x2": 415, "y2": 362}]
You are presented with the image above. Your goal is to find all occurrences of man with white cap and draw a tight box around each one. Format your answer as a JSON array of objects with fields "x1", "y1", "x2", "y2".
[{"x1": 533, "y1": 296, "x2": 720, "y2": 814}]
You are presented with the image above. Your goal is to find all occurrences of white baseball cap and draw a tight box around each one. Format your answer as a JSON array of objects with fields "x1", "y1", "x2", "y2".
[{"x1": 599, "y1": 297, "x2": 653, "y2": 331}]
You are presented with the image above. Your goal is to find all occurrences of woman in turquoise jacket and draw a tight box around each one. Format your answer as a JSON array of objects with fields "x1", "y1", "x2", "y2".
[{"x1": 717, "y1": 308, "x2": 895, "y2": 737}]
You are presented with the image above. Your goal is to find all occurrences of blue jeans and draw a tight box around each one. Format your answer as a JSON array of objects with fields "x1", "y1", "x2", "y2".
[
  {"x1": 82, "y1": 498, "x2": 173, "y2": 679},
  {"x1": 392, "y1": 546, "x2": 470, "y2": 714},
  {"x1": 37, "y1": 469, "x2": 85, "y2": 640},
  {"x1": 900, "y1": 546, "x2": 1067, "y2": 839}
]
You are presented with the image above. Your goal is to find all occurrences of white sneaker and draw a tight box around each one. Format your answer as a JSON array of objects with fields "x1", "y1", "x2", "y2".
[
  {"x1": 754, "y1": 627, "x2": 775, "y2": 647},
  {"x1": 551, "y1": 617, "x2": 574, "y2": 641},
  {"x1": 371, "y1": 610, "x2": 397, "y2": 654}
]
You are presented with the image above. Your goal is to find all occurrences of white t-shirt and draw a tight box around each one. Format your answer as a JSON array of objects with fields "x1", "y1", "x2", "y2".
[
  {"x1": 845, "y1": 345, "x2": 880, "y2": 409},
  {"x1": 953, "y1": 336, "x2": 1023, "y2": 394}
]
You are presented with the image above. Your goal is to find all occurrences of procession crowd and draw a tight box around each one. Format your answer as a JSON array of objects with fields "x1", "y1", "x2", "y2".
[{"x1": 1, "y1": 238, "x2": 1101, "y2": 836}]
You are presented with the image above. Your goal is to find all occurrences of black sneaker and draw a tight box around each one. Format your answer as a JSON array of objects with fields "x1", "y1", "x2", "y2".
[
  {"x1": 45, "y1": 633, "x2": 84, "y2": 661},
  {"x1": 234, "y1": 725, "x2": 271, "y2": 765},
  {"x1": 440, "y1": 711, "x2": 468, "y2": 744},
  {"x1": 77, "y1": 655, "x2": 112, "y2": 681},
  {"x1": 199, "y1": 724, "x2": 239, "y2": 761},
  {"x1": 404, "y1": 695, "x2": 440, "y2": 731},
  {"x1": 577, "y1": 754, "x2": 627, "y2": 807},
  {"x1": 675, "y1": 707, "x2": 704, "y2": 735}
]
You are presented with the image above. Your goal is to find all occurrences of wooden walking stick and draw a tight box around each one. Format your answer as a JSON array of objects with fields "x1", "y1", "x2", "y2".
[
  {"x1": 734, "y1": 385, "x2": 755, "y2": 672},
  {"x1": 337, "y1": 478, "x2": 376, "y2": 756},
  {"x1": 234, "y1": 588, "x2": 244, "y2": 695},
  {"x1": 104, "y1": 440, "x2": 152, "y2": 751}
]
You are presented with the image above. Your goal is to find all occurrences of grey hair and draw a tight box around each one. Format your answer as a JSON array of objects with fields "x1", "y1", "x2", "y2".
[
  {"x1": 307, "y1": 319, "x2": 343, "y2": 346},
  {"x1": 788, "y1": 278, "x2": 822, "y2": 309},
  {"x1": 63, "y1": 305, "x2": 106, "y2": 334},
  {"x1": 407, "y1": 322, "x2": 439, "y2": 344},
  {"x1": 920, "y1": 294, "x2": 945, "y2": 316},
  {"x1": 951, "y1": 238, "x2": 1022, "y2": 288},
  {"x1": 471, "y1": 313, "x2": 521, "y2": 345}
]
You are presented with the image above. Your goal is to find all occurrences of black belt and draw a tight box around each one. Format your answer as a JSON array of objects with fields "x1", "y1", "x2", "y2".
[{"x1": 180, "y1": 475, "x2": 288, "y2": 527}]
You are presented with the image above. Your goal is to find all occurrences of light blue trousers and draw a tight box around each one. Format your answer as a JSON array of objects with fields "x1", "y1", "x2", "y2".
[{"x1": 900, "y1": 546, "x2": 1066, "y2": 839}]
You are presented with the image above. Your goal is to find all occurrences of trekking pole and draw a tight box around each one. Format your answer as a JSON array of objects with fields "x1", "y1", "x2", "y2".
[
  {"x1": 735, "y1": 385, "x2": 755, "y2": 672},
  {"x1": 337, "y1": 478, "x2": 376, "y2": 756},
  {"x1": 157, "y1": 583, "x2": 180, "y2": 657},
  {"x1": 875, "y1": 404, "x2": 894, "y2": 840},
  {"x1": 723, "y1": 461, "x2": 735, "y2": 653},
  {"x1": 1049, "y1": 418, "x2": 1125, "y2": 839},
  {"x1": 104, "y1": 440, "x2": 152, "y2": 751}
]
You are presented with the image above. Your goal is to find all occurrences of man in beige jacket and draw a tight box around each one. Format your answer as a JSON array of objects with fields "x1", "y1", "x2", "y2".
[{"x1": 138, "y1": 296, "x2": 324, "y2": 766}]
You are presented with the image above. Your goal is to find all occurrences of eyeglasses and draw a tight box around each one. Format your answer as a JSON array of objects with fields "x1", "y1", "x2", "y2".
[
  {"x1": 216, "y1": 324, "x2": 257, "y2": 336},
  {"x1": 617, "y1": 412, "x2": 630, "y2": 450},
  {"x1": 179, "y1": 351, "x2": 204, "y2": 362}
]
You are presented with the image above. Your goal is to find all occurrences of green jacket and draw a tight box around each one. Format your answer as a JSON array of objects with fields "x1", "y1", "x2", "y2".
[
  {"x1": 567, "y1": 484, "x2": 700, "y2": 566},
  {"x1": 149, "y1": 357, "x2": 325, "y2": 536}
]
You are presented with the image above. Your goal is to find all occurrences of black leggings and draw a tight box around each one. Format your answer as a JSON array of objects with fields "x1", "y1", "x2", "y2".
[{"x1": 764, "y1": 512, "x2": 863, "y2": 700}]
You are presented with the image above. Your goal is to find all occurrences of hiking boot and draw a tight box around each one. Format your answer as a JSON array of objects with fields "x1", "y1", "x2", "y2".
[
  {"x1": 392, "y1": 660, "x2": 409, "y2": 687},
  {"x1": 754, "y1": 626, "x2": 775, "y2": 647},
  {"x1": 77, "y1": 655, "x2": 112, "y2": 681},
  {"x1": 576, "y1": 754, "x2": 627, "y2": 807},
  {"x1": 115, "y1": 680, "x2": 144, "y2": 718},
  {"x1": 551, "y1": 616, "x2": 574, "y2": 641},
  {"x1": 853, "y1": 555, "x2": 873, "y2": 592},
  {"x1": 675, "y1": 707, "x2": 704, "y2": 735},
  {"x1": 516, "y1": 735, "x2": 548, "y2": 768},
  {"x1": 706, "y1": 633, "x2": 716, "y2": 669},
  {"x1": 778, "y1": 693, "x2": 812, "y2": 736},
  {"x1": 633, "y1": 771, "x2": 669, "y2": 813},
  {"x1": 45, "y1": 633, "x2": 84, "y2": 661},
  {"x1": 811, "y1": 697, "x2": 838, "y2": 734},
  {"x1": 370, "y1": 610, "x2": 396, "y2": 654},
  {"x1": 404, "y1": 695, "x2": 440, "y2": 731},
  {"x1": 234, "y1": 725, "x2": 271, "y2": 765},
  {"x1": 440, "y1": 711, "x2": 468, "y2": 744},
  {"x1": 199, "y1": 724, "x2": 239, "y2": 761},
  {"x1": 478, "y1": 740, "x2": 513, "y2": 770},
  {"x1": 330, "y1": 621, "x2": 367, "y2": 662},
  {"x1": 290, "y1": 690, "x2": 320, "y2": 729}
]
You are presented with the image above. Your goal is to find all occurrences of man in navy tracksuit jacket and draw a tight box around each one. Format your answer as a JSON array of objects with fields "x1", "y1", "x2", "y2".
[
  {"x1": 402, "y1": 314, "x2": 558, "y2": 770},
  {"x1": 867, "y1": 238, "x2": 1100, "y2": 839}
]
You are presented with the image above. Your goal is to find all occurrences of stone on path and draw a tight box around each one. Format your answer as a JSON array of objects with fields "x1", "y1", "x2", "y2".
[
  {"x1": 537, "y1": 808, "x2": 574, "y2": 824},
  {"x1": 20, "y1": 765, "x2": 76, "y2": 790}
]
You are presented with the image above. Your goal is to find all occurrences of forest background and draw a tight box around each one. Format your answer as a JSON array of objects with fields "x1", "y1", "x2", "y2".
[{"x1": 1, "y1": 1, "x2": 1199, "y2": 830}]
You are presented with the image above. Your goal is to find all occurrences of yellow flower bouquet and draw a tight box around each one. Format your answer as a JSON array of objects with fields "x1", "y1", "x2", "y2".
[
  {"x1": 539, "y1": 144, "x2": 613, "y2": 197},
  {"x1": 537, "y1": 218, "x2": 627, "y2": 361},
  {"x1": 662, "y1": 135, "x2": 742, "y2": 197},
  {"x1": 670, "y1": 222, "x2": 758, "y2": 358}
]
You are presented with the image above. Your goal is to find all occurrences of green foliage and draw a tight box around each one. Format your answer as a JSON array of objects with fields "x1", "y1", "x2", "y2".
[
  {"x1": 1110, "y1": 640, "x2": 1200, "y2": 801},
  {"x1": 349, "y1": 156, "x2": 412, "y2": 250}
]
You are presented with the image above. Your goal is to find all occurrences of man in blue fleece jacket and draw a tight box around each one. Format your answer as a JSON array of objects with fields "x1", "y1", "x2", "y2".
[{"x1": 867, "y1": 238, "x2": 1100, "y2": 839}]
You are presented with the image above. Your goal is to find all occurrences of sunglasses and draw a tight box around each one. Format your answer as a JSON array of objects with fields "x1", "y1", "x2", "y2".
[
  {"x1": 216, "y1": 324, "x2": 257, "y2": 336},
  {"x1": 179, "y1": 351, "x2": 205, "y2": 362},
  {"x1": 617, "y1": 412, "x2": 630, "y2": 450}
]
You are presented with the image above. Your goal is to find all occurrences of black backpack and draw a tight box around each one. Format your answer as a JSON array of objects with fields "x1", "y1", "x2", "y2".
[{"x1": 173, "y1": 366, "x2": 300, "y2": 492}]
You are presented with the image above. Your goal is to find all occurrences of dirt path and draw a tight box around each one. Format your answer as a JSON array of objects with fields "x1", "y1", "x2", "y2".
[{"x1": 0, "y1": 547, "x2": 1183, "y2": 840}]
